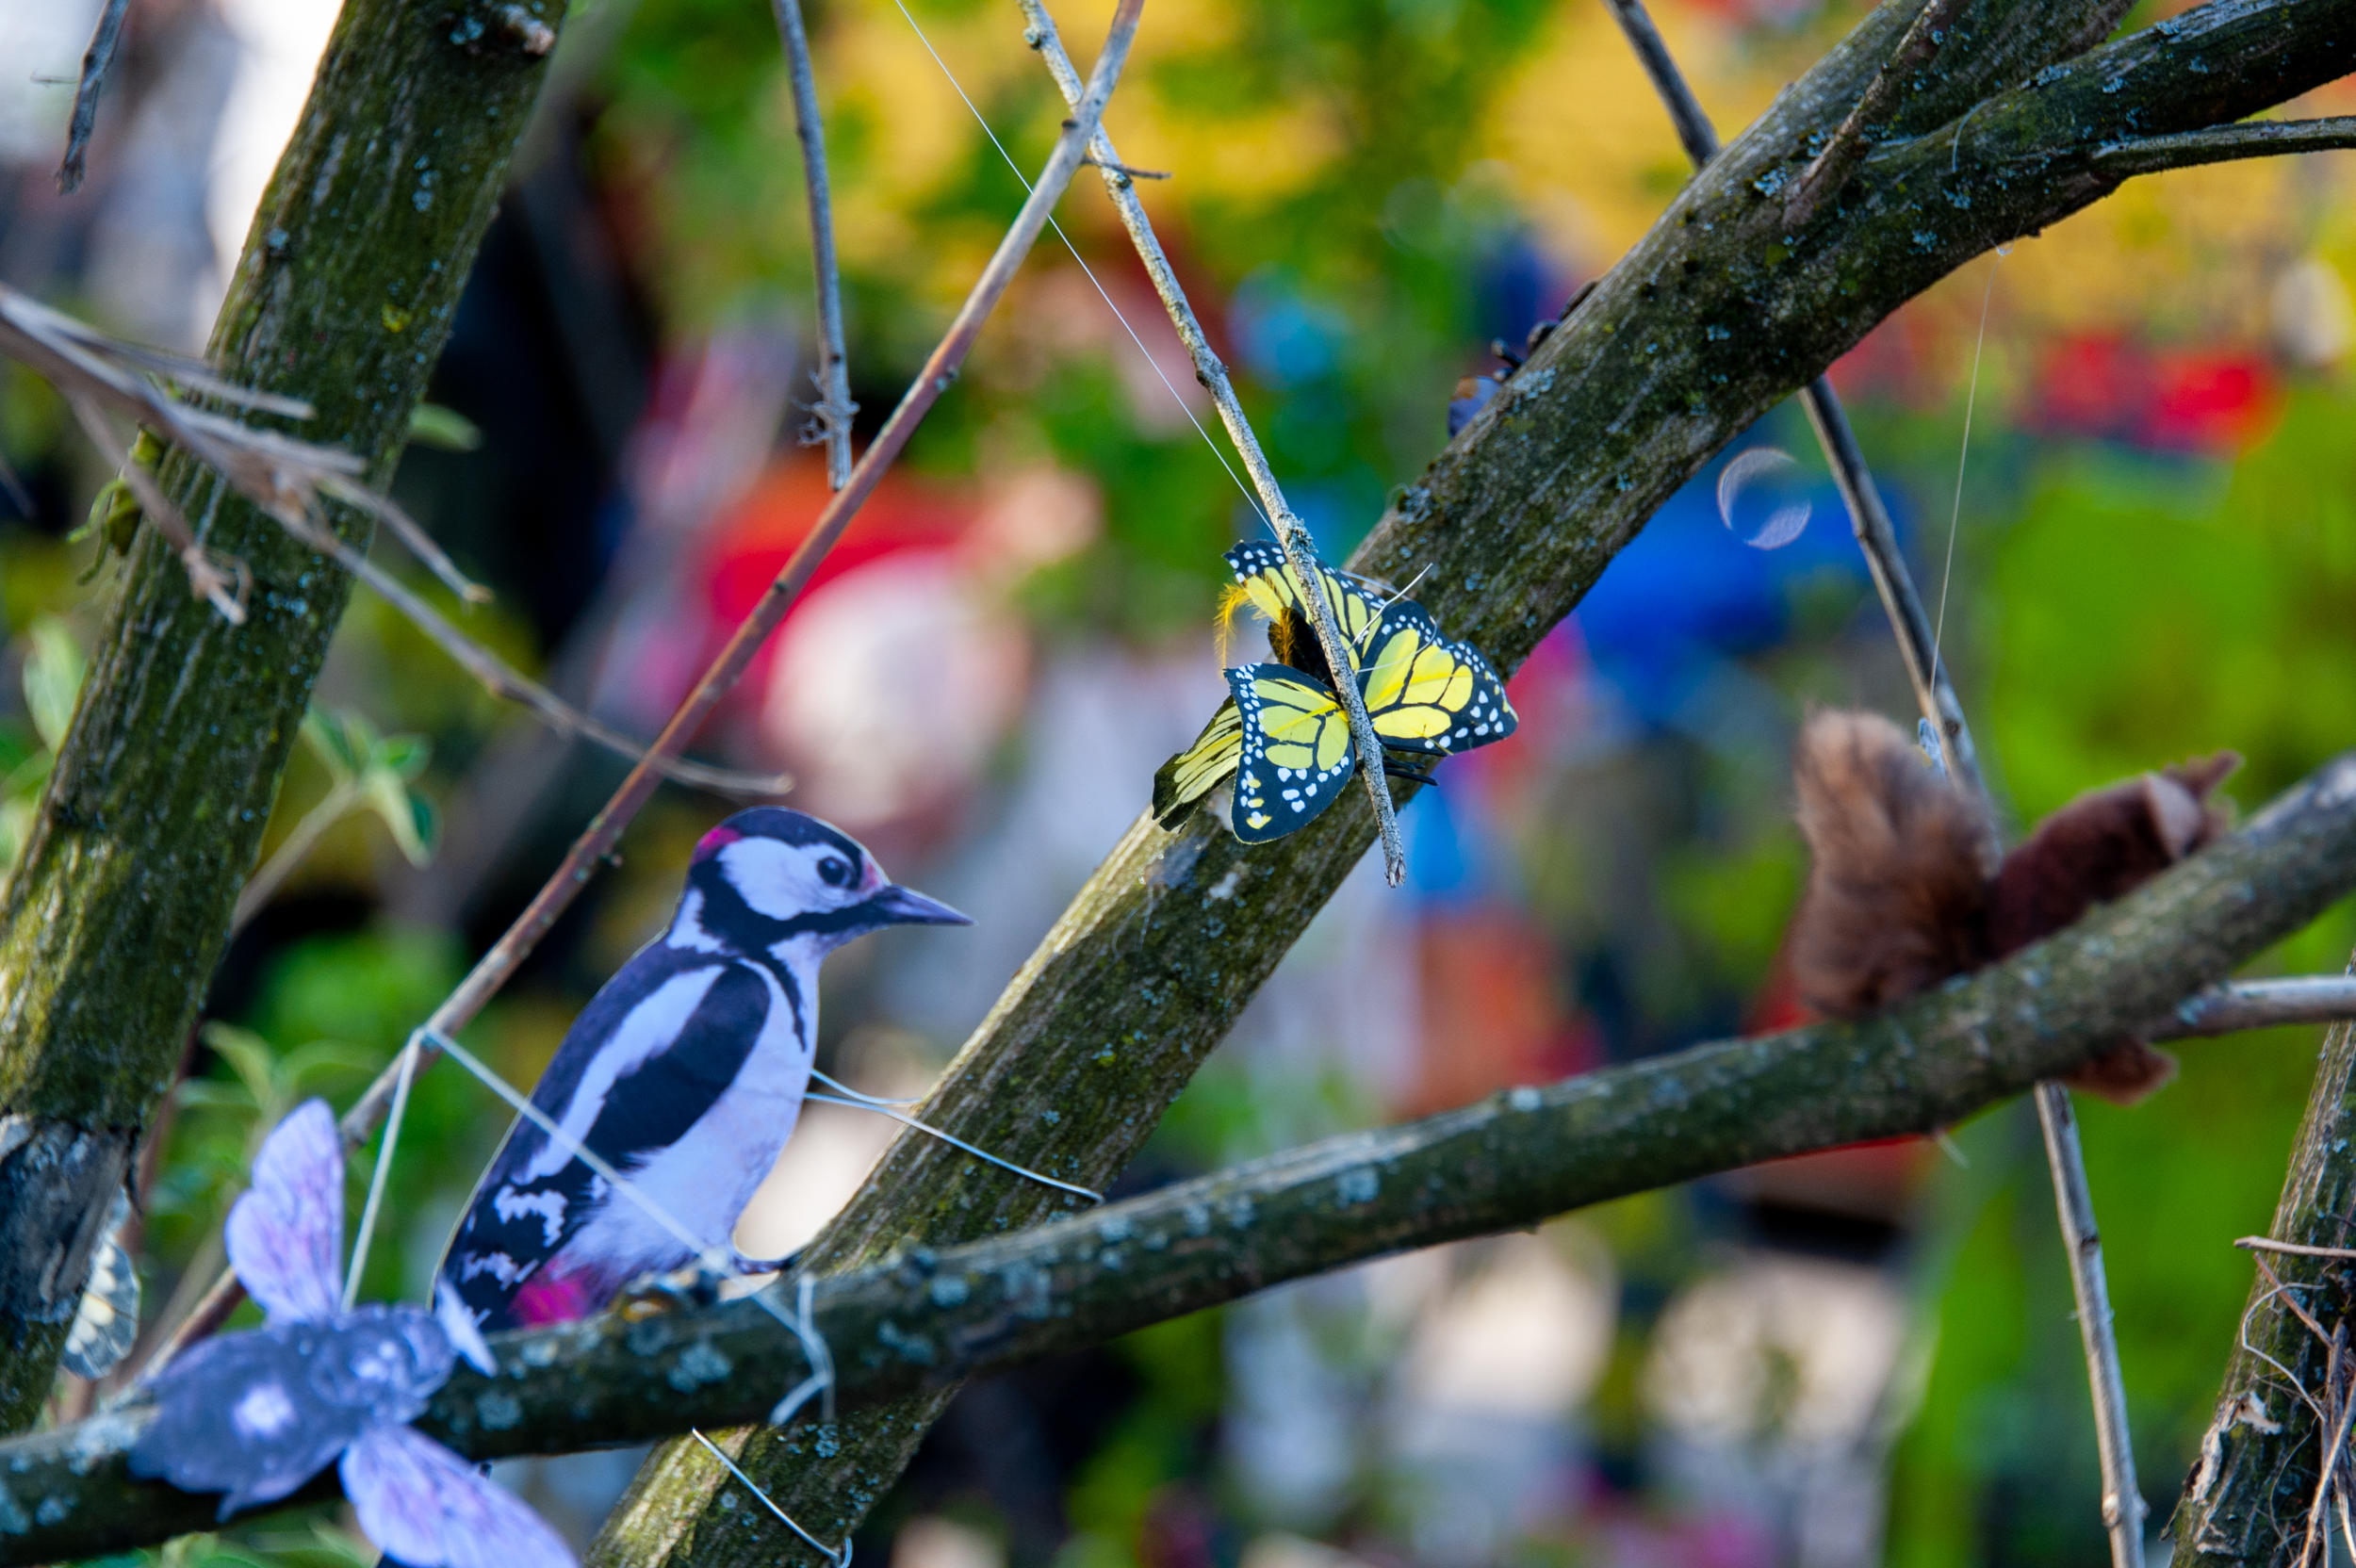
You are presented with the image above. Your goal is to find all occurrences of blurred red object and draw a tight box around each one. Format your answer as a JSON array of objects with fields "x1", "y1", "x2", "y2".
[{"x1": 2035, "y1": 334, "x2": 2282, "y2": 453}]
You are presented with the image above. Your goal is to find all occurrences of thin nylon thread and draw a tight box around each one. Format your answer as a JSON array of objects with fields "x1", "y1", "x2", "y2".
[
  {"x1": 887, "y1": 0, "x2": 1271, "y2": 533},
  {"x1": 344, "y1": 1034, "x2": 418, "y2": 1308},
  {"x1": 1931, "y1": 249, "x2": 2005, "y2": 673},
  {"x1": 692, "y1": 1428, "x2": 852, "y2": 1567}
]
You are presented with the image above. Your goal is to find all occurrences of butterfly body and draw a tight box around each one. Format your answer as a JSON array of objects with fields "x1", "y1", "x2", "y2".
[
  {"x1": 434, "y1": 808, "x2": 969, "y2": 1366},
  {"x1": 127, "y1": 1102, "x2": 575, "y2": 1568},
  {"x1": 1157, "y1": 542, "x2": 1517, "y2": 840}
]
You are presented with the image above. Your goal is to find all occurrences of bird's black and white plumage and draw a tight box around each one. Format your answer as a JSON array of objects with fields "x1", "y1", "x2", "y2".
[{"x1": 431, "y1": 808, "x2": 967, "y2": 1369}]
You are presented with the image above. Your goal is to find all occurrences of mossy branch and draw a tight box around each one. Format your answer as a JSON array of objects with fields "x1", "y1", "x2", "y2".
[
  {"x1": 0, "y1": 0, "x2": 563, "y2": 1429},
  {"x1": 7, "y1": 744, "x2": 2356, "y2": 1562},
  {"x1": 585, "y1": 0, "x2": 2356, "y2": 1558}
]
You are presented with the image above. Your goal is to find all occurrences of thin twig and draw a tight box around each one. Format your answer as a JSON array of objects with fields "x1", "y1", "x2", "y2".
[
  {"x1": 1600, "y1": 8, "x2": 2133, "y2": 1563},
  {"x1": 1781, "y1": 0, "x2": 1968, "y2": 230},
  {"x1": 2, "y1": 285, "x2": 786, "y2": 797},
  {"x1": 2157, "y1": 978, "x2": 2356, "y2": 1040},
  {"x1": 229, "y1": 780, "x2": 360, "y2": 933},
  {"x1": 769, "y1": 0, "x2": 858, "y2": 489},
  {"x1": 1017, "y1": 0, "x2": 1411, "y2": 886},
  {"x1": 2088, "y1": 116, "x2": 2356, "y2": 180},
  {"x1": 1596, "y1": 0, "x2": 1982, "y2": 792},
  {"x1": 2037, "y1": 1081, "x2": 2147, "y2": 1566},
  {"x1": 56, "y1": 0, "x2": 132, "y2": 195},
  {"x1": 2240, "y1": 1238, "x2": 2356, "y2": 1262},
  {"x1": 137, "y1": 0, "x2": 1147, "y2": 1374}
]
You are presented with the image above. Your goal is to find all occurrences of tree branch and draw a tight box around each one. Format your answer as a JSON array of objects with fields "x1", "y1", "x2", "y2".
[
  {"x1": 2089, "y1": 115, "x2": 2356, "y2": 180},
  {"x1": 137, "y1": 0, "x2": 1147, "y2": 1380},
  {"x1": 769, "y1": 0, "x2": 858, "y2": 489},
  {"x1": 1782, "y1": 0, "x2": 1970, "y2": 229},
  {"x1": 10, "y1": 744, "x2": 2356, "y2": 1563},
  {"x1": 53, "y1": 0, "x2": 130, "y2": 196},
  {"x1": 0, "y1": 0, "x2": 568, "y2": 1431},
  {"x1": 1012, "y1": 0, "x2": 1412, "y2": 888},
  {"x1": 586, "y1": 0, "x2": 2356, "y2": 1560}
]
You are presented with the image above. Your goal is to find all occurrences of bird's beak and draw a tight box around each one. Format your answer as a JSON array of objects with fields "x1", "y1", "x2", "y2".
[{"x1": 862, "y1": 884, "x2": 973, "y2": 926}]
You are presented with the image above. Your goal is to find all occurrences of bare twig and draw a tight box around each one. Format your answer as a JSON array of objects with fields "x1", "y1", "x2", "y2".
[
  {"x1": 22, "y1": 738, "x2": 2356, "y2": 1560},
  {"x1": 2088, "y1": 115, "x2": 2356, "y2": 179},
  {"x1": 1, "y1": 284, "x2": 784, "y2": 797},
  {"x1": 1018, "y1": 0, "x2": 1411, "y2": 886},
  {"x1": 2158, "y1": 978, "x2": 2356, "y2": 1039},
  {"x1": 56, "y1": 0, "x2": 132, "y2": 195},
  {"x1": 139, "y1": 0, "x2": 1147, "y2": 1374},
  {"x1": 1781, "y1": 0, "x2": 1969, "y2": 230},
  {"x1": 2240, "y1": 1238, "x2": 2356, "y2": 1262},
  {"x1": 2039, "y1": 1081, "x2": 2148, "y2": 1565},
  {"x1": 1600, "y1": 7, "x2": 2130, "y2": 1562},
  {"x1": 768, "y1": 0, "x2": 857, "y2": 489}
]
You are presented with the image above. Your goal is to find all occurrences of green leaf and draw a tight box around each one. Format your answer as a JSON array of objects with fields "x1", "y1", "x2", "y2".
[
  {"x1": 196, "y1": 1022, "x2": 276, "y2": 1114},
  {"x1": 21, "y1": 615, "x2": 85, "y2": 754},
  {"x1": 405, "y1": 401, "x2": 483, "y2": 452},
  {"x1": 361, "y1": 768, "x2": 436, "y2": 866},
  {"x1": 299, "y1": 708, "x2": 372, "y2": 782},
  {"x1": 373, "y1": 732, "x2": 431, "y2": 780}
]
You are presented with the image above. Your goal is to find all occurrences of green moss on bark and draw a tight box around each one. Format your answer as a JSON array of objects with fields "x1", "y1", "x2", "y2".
[{"x1": 0, "y1": 0, "x2": 562, "y2": 1430}]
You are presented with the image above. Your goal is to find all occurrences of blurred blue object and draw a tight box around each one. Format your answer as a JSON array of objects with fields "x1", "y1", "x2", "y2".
[
  {"x1": 1448, "y1": 376, "x2": 1499, "y2": 438},
  {"x1": 1575, "y1": 433, "x2": 1875, "y2": 728}
]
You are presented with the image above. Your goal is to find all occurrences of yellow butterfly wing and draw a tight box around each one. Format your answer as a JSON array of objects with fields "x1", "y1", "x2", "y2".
[
  {"x1": 1226, "y1": 663, "x2": 1358, "y2": 842},
  {"x1": 1152, "y1": 700, "x2": 1243, "y2": 829},
  {"x1": 1352, "y1": 600, "x2": 1517, "y2": 756},
  {"x1": 1222, "y1": 540, "x2": 1388, "y2": 663}
]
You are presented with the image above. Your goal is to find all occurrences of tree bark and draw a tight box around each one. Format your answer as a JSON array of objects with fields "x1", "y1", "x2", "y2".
[
  {"x1": 0, "y1": 0, "x2": 561, "y2": 1429},
  {"x1": 8, "y1": 743, "x2": 2356, "y2": 1564},
  {"x1": 2167, "y1": 980, "x2": 2356, "y2": 1566},
  {"x1": 587, "y1": 0, "x2": 2356, "y2": 1560}
]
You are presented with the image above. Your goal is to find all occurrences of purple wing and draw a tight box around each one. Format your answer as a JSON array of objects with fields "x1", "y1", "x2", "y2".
[
  {"x1": 227, "y1": 1099, "x2": 345, "y2": 1324},
  {"x1": 342, "y1": 1426, "x2": 577, "y2": 1568}
]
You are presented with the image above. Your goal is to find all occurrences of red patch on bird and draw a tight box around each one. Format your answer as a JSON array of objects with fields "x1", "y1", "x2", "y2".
[
  {"x1": 694, "y1": 825, "x2": 744, "y2": 862},
  {"x1": 513, "y1": 1269, "x2": 593, "y2": 1327}
]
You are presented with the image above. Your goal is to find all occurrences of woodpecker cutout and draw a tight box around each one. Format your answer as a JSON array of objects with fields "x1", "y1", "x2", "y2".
[
  {"x1": 1785, "y1": 709, "x2": 2238, "y2": 1103},
  {"x1": 433, "y1": 808, "x2": 972, "y2": 1367}
]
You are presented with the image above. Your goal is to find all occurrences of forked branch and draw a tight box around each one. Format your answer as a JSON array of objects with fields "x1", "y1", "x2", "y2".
[{"x1": 11, "y1": 743, "x2": 2356, "y2": 1564}]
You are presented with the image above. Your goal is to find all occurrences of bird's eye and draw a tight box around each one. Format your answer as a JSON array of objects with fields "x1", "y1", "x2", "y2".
[{"x1": 817, "y1": 856, "x2": 852, "y2": 888}]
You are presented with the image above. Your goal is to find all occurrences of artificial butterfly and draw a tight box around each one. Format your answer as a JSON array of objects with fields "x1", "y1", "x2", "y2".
[
  {"x1": 1153, "y1": 541, "x2": 1517, "y2": 841},
  {"x1": 127, "y1": 1101, "x2": 574, "y2": 1568}
]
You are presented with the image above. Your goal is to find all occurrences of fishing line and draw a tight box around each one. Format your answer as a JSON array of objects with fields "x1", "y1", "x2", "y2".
[
  {"x1": 803, "y1": 1087, "x2": 1102, "y2": 1200},
  {"x1": 691, "y1": 1428, "x2": 852, "y2": 1568},
  {"x1": 344, "y1": 1031, "x2": 419, "y2": 1308},
  {"x1": 887, "y1": 0, "x2": 1274, "y2": 534},
  {"x1": 1931, "y1": 249, "x2": 2006, "y2": 677}
]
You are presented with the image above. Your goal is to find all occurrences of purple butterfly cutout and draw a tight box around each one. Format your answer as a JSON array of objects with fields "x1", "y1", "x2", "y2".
[{"x1": 128, "y1": 1101, "x2": 575, "y2": 1568}]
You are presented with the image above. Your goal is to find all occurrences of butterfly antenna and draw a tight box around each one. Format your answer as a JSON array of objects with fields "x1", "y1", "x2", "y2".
[
  {"x1": 344, "y1": 1032, "x2": 421, "y2": 1308},
  {"x1": 691, "y1": 1429, "x2": 852, "y2": 1568},
  {"x1": 1214, "y1": 582, "x2": 1255, "y2": 665},
  {"x1": 803, "y1": 1092, "x2": 1101, "y2": 1201}
]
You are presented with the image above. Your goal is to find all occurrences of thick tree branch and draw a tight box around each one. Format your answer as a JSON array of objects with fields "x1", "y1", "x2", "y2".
[
  {"x1": 1783, "y1": 0, "x2": 1970, "y2": 228},
  {"x1": 8, "y1": 746, "x2": 2356, "y2": 1562},
  {"x1": 142, "y1": 0, "x2": 1146, "y2": 1377},
  {"x1": 587, "y1": 0, "x2": 2356, "y2": 1561},
  {"x1": 0, "y1": 0, "x2": 565, "y2": 1431}
]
